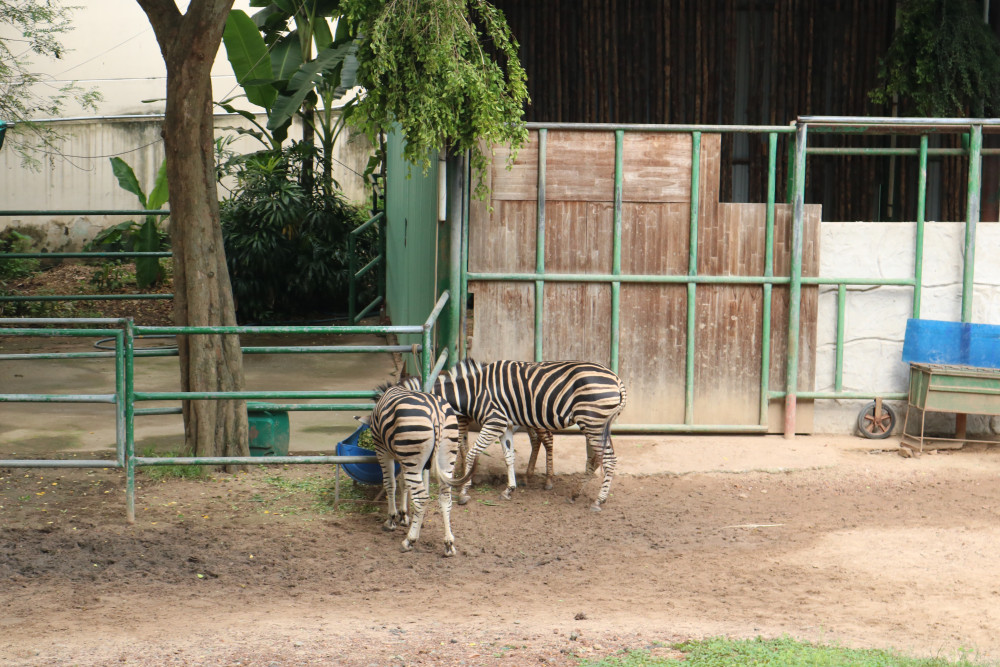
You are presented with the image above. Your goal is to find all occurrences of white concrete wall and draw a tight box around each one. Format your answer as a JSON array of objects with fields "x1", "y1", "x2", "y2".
[
  {"x1": 0, "y1": 2, "x2": 373, "y2": 246},
  {"x1": 813, "y1": 221, "x2": 1000, "y2": 435}
]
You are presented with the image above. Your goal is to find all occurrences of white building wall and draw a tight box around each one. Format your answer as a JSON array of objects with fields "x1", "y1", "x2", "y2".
[{"x1": 813, "y1": 221, "x2": 1000, "y2": 435}]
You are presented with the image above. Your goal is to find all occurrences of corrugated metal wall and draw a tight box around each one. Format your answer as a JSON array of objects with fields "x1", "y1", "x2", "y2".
[{"x1": 384, "y1": 130, "x2": 441, "y2": 375}]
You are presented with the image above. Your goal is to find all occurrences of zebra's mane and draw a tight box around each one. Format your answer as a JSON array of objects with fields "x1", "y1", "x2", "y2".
[
  {"x1": 373, "y1": 381, "x2": 397, "y2": 398},
  {"x1": 450, "y1": 357, "x2": 482, "y2": 379}
]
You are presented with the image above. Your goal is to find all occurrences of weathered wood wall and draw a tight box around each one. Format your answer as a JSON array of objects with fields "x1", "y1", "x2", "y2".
[{"x1": 468, "y1": 130, "x2": 819, "y2": 429}]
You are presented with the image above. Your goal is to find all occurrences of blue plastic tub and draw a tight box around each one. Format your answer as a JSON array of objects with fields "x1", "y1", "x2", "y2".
[{"x1": 336, "y1": 424, "x2": 398, "y2": 485}]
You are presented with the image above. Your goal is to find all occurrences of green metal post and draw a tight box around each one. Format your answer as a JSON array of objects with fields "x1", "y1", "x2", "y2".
[
  {"x1": 962, "y1": 124, "x2": 982, "y2": 323},
  {"x1": 446, "y1": 152, "x2": 464, "y2": 368},
  {"x1": 124, "y1": 319, "x2": 136, "y2": 524},
  {"x1": 115, "y1": 330, "x2": 126, "y2": 468},
  {"x1": 610, "y1": 130, "x2": 624, "y2": 372},
  {"x1": 534, "y1": 129, "x2": 547, "y2": 361},
  {"x1": 348, "y1": 231, "x2": 357, "y2": 322},
  {"x1": 784, "y1": 122, "x2": 808, "y2": 439},
  {"x1": 760, "y1": 132, "x2": 778, "y2": 427},
  {"x1": 913, "y1": 135, "x2": 928, "y2": 318},
  {"x1": 685, "y1": 132, "x2": 701, "y2": 425},
  {"x1": 460, "y1": 151, "x2": 472, "y2": 359}
]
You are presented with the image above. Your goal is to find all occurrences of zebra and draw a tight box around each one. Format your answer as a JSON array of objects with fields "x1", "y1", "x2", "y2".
[
  {"x1": 355, "y1": 383, "x2": 473, "y2": 556},
  {"x1": 403, "y1": 359, "x2": 627, "y2": 511}
]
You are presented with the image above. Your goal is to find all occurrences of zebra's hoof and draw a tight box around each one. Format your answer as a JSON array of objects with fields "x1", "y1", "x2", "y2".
[
  {"x1": 501, "y1": 487, "x2": 514, "y2": 500},
  {"x1": 457, "y1": 494, "x2": 471, "y2": 505},
  {"x1": 443, "y1": 543, "x2": 456, "y2": 557},
  {"x1": 382, "y1": 519, "x2": 397, "y2": 532},
  {"x1": 544, "y1": 481, "x2": 554, "y2": 491},
  {"x1": 590, "y1": 501, "x2": 603, "y2": 512},
  {"x1": 400, "y1": 540, "x2": 414, "y2": 553}
]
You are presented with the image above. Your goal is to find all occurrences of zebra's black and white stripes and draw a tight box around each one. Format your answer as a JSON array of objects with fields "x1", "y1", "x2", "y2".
[
  {"x1": 358, "y1": 383, "x2": 472, "y2": 556},
  {"x1": 404, "y1": 359, "x2": 627, "y2": 510}
]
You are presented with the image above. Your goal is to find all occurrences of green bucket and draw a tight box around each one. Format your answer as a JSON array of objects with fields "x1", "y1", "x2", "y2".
[{"x1": 248, "y1": 410, "x2": 290, "y2": 456}]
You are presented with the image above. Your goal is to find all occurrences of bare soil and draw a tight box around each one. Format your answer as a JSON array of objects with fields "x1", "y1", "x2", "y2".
[
  {"x1": 5, "y1": 265, "x2": 1000, "y2": 665},
  {"x1": 4, "y1": 442, "x2": 1000, "y2": 666}
]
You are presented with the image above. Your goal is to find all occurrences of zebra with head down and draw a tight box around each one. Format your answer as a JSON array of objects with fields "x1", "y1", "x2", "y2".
[
  {"x1": 356, "y1": 382, "x2": 473, "y2": 556},
  {"x1": 401, "y1": 359, "x2": 627, "y2": 511}
]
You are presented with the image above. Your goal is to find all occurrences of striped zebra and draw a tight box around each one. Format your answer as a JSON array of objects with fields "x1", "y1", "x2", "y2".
[
  {"x1": 356, "y1": 383, "x2": 473, "y2": 556},
  {"x1": 404, "y1": 359, "x2": 627, "y2": 511}
]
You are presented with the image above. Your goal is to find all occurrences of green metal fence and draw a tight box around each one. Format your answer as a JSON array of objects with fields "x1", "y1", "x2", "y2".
[
  {"x1": 0, "y1": 290, "x2": 449, "y2": 522},
  {"x1": 460, "y1": 118, "x2": 994, "y2": 437}
]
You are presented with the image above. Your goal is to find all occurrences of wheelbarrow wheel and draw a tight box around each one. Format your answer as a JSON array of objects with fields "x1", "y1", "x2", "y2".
[{"x1": 857, "y1": 401, "x2": 896, "y2": 439}]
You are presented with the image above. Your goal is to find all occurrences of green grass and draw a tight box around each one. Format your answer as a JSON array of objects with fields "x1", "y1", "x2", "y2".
[
  {"x1": 579, "y1": 637, "x2": 995, "y2": 667},
  {"x1": 138, "y1": 448, "x2": 204, "y2": 481}
]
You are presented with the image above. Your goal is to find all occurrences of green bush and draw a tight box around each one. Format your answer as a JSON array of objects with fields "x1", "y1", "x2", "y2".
[{"x1": 220, "y1": 144, "x2": 377, "y2": 324}]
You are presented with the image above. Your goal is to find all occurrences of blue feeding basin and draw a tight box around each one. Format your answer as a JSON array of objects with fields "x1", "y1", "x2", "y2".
[{"x1": 336, "y1": 424, "x2": 398, "y2": 485}]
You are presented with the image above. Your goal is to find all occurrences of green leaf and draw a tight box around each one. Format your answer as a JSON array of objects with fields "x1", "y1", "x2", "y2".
[
  {"x1": 271, "y1": 34, "x2": 303, "y2": 83},
  {"x1": 110, "y1": 157, "x2": 146, "y2": 209},
  {"x1": 135, "y1": 219, "x2": 162, "y2": 289},
  {"x1": 266, "y1": 42, "x2": 351, "y2": 130},
  {"x1": 146, "y1": 160, "x2": 169, "y2": 211},
  {"x1": 223, "y1": 10, "x2": 278, "y2": 110}
]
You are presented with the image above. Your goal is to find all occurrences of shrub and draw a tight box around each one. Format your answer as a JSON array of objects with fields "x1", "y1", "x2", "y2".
[{"x1": 220, "y1": 144, "x2": 376, "y2": 324}]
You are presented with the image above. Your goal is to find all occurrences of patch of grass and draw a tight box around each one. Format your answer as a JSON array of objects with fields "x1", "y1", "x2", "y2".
[
  {"x1": 261, "y1": 471, "x2": 382, "y2": 515},
  {"x1": 137, "y1": 448, "x2": 204, "y2": 481},
  {"x1": 579, "y1": 637, "x2": 996, "y2": 667}
]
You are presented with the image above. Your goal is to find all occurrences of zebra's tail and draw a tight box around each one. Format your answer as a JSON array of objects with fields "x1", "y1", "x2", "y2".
[{"x1": 432, "y1": 424, "x2": 475, "y2": 489}]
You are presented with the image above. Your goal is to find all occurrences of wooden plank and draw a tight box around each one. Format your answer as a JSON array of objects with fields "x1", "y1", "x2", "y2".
[
  {"x1": 468, "y1": 200, "x2": 536, "y2": 273},
  {"x1": 467, "y1": 282, "x2": 535, "y2": 362},
  {"x1": 544, "y1": 202, "x2": 613, "y2": 273},
  {"x1": 618, "y1": 203, "x2": 689, "y2": 424},
  {"x1": 542, "y1": 283, "x2": 612, "y2": 366}
]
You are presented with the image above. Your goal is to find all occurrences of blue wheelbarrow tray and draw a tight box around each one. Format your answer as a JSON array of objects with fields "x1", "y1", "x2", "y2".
[{"x1": 336, "y1": 424, "x2": 399, "y2": 485}]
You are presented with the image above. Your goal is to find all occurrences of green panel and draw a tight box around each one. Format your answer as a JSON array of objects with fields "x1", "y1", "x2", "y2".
[{"x1": 385, "y1": 129, "x2": 440, "y2": 375}]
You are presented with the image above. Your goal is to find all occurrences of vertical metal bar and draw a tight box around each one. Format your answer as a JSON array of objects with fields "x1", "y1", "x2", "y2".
[
  {"x1": 610, "y1": 130, "x2": 624, "y2": 372},
  {"x1": 115, "y1": 329, "x2": 126, "y2": 468},
  {"x1": 348, "y1": 231, "x2": 357, "y2": 322},
  {"x1": 913, "y1": 135, "x2": 928, "y2": 318},
  {"x1": 124, "y1": 319, "x2": 136, "y2": 524},
  {"x1": 422, "y1": 325, "x2": 432, "y2": 387},
  {"x1": 534, "y1": 129, "x2": 547, "y2": 361},
  {"x1": 760, "y1": 132, "x2": 778, "y2": 427},
  {"x1": 784, "y1": 122, "x2": 808, "y2": 439},
  {"x1": 447, "y1": 152, "x2": 464, "y2": 368},
  {"x1": 835, "y1": 284, "x2": 846, "y2": 393},
  {"x1": 378, "y1": 214, "x2": 387, "y2": 314},
  {"x1": 685, "y1": 132, "x2": 702, "y2": 425},
  {"x1": 962, "y1": 124, "x2": 982, "y2": 323},
  {"x1": 460, "y1": 151, "x2": 471, "y2": 360}
]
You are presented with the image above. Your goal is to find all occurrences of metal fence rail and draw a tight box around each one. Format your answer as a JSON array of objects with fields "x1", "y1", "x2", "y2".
[
  {"x1": 0, "y1": 290, "x2": 449, "y2": 522},
  {"x1": 462, "y1": 118, "x2": 989, "y2": 436}
]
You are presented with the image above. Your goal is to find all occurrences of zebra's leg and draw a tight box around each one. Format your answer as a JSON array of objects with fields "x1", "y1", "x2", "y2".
[
  {"x1": 569, "y1": 435, "x2": 601, "y2": 507},
  {"x1": 461, "y1": 421, "x2": 508, "y2": 502},
  {"x1": 438, "y1": 481, "x2": 457, "y2": 557},
  {"x1": 592, "y1": 435, "x2": 617, "y2": 510},
  {"x1": 379, "y1": 454, "x2": 401, "y2": 531},
  {"x1": 401, "y1": 470, "x2": 429, "y2": 552},
  {"x1": 398, "y1": 468, "x2": 411, "y2": 527},
  {"x1": 499, "y1": 426, "x2": 518, "y2": 500},
  {"x1": 525, "y1": 428, "x2": 540, "y2": 483},
  {"x1": 455, "y1": 418, "x2": 472, "y2": 505},
  {"x1": 540, "y1": 430, "x2": 555, "y2": 490}
]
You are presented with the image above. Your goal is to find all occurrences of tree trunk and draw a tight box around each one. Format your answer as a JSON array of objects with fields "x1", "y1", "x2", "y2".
[{"x1": 137, "y1": 0, "x2": 248, "y2": 465}]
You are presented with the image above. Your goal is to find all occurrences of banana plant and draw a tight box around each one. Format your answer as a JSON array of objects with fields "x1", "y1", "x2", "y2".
[
  {"x1": 220, "y1": 2, "x2": 360, "y2": 193},
  {"x1": 90, "y1": 157, "x2": 169, "y2": 289}
]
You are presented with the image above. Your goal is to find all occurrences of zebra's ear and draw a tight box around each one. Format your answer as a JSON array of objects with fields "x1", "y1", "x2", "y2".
[{"x1": 355, "y1": 414, "x2": 371, "y2": 426}]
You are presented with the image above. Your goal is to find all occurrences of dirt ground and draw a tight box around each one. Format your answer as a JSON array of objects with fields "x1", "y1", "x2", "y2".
[
  {"x1": 4, "y1": 437, "x2": 1000, "y2": 666},
  {"x1": 5, "y1": 265, "x2": 1000, "y2": 665}
]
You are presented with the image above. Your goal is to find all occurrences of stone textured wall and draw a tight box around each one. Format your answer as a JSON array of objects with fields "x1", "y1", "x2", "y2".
[{"x1": 814, "y1": 221, "x2": 1000, "y2": 435}]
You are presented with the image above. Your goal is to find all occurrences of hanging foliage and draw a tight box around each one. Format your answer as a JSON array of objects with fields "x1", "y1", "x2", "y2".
[
  {"x1": 343, "y1": 0, "x2": 529, "y2": 197},
  {"x1": 870, "y1": 0, "x2": 1000, "y2": 116}
]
